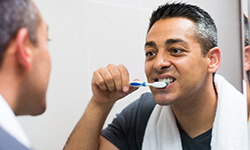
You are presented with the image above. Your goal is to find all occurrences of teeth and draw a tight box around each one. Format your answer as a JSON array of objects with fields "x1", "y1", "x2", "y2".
[{"x1": 158, "y1": 78, "x2": 175, "y2": 84}]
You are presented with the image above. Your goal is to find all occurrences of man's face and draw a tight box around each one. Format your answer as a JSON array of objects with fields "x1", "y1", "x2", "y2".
[
  {"x1": 20, "y1": 15, "x2": 51, "y2": 115},
  {"x1": 145, "y1": 18, "x2": 209, "y2": 106}
]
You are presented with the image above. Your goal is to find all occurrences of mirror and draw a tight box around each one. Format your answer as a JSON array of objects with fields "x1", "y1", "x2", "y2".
[
  {"x1": 242, "y1": 0, "x2": 250, "y2": 121},
  {"x1": 18, "y1": 0, "x2": 247, "y2": 149}
]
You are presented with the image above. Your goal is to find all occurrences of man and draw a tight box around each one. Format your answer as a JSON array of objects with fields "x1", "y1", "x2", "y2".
[
  {"x1": 64, "y1": 3, "x2": 247, "y2": 150},
  {"x1": 0, "y1": 0, "x2": 51, "y2": 149},
  {"x1": 244, "y1": 14, "x2": 250, "y2": 118},
  {"x1": 243, "y1": 14, "x2": 250, "y2": 150}
]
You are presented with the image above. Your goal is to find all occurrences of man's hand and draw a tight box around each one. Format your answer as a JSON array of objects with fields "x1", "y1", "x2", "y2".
[
  {"x1": 91, "y1": 64, "x2": 138, "y2": 104},
  {"x1": 64, "y1": 64, "x2": 138, "y2": 150}
]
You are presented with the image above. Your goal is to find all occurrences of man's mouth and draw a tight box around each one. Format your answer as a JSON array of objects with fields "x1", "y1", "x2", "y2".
[{"x1": 154, "y1": 77, "x2": 176, "y2": 85}]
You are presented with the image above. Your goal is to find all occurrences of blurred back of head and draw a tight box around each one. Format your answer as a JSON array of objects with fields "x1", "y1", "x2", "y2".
[{"x1": 0, "y1": 0, "x2": 40, "y2": 67}]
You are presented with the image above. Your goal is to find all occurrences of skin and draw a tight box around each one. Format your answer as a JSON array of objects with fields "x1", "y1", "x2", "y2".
[
  {"x1": 244, "y1": 46, "x2": 250, "y2": 119},
  {"x1": 0, "y1": 3, "x2": 51, "y2": 116},
  {"x1": 64, "y1": 17, "x2": 220, "y2": 149},
  {"x1": 145, "y1": 18, "x2": 220, "y2": 138},
  {"x1": 145, "y1": 18, "x2": 210, "y2": 106},
  {"x1": 64, "y1": 64, "x2": 136, "y2": 150}
]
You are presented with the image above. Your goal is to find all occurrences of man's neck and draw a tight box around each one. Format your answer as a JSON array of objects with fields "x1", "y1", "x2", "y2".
[
  {"x1": 171, "y1": 82, "x2": 217, "y2": 138},
  {"x1": 0, "y1": 72, "x2": 21, "y2": 115}
]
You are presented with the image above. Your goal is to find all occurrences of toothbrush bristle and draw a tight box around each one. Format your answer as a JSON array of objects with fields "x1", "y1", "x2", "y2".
[{"x1": 154, "y1": 82, "x2": 168, "y2": 88}]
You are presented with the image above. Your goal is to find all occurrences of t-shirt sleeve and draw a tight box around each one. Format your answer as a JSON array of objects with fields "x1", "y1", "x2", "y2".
[{"x1": 101, "y1": 92, "x2": 156, "y2": 150}]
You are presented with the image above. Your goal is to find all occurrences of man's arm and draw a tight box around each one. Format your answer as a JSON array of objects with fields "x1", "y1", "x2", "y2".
[
  {"x1": 99, "y1": 135, "x2": 119, "y2": 150},
  {"x1": 63, "y1": 64, "x2": 137, "y2": 150},
  {"x1": 63, "y1": 97, "x2": 117, "y2": 150}
]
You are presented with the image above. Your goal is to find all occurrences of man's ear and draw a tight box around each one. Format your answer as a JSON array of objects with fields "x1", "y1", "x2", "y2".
[
  {"x1": 16, "y1": 28, "x2": 33, "y2": 71},
  {"x1": 207, "y1": 47, "x2": 221, "y2": 73},
  {"x1": 244, "y1": 46, "x2": 250, "y2": 72}
]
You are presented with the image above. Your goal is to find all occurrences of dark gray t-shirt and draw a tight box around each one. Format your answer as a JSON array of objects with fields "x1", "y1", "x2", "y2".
[{"x1": 101, "y1": 92, "x2": 211, "y2": 150}]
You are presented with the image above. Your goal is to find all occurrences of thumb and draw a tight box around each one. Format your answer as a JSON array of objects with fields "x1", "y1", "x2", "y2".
[{"x1": 126, "y1": 78, "x2": 139, "y2": 93}]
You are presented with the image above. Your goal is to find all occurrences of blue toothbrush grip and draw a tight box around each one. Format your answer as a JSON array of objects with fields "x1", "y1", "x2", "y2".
[{"x1": 130, "y1": 82, "x2": 142, "y2": 87}]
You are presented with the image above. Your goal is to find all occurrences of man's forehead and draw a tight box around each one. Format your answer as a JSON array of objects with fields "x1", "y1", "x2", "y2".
[
  {"x1": 146, "y1": 18, "x2": 196, "y2": 42},
  {"x1": 147, "y1": 17, "x2": 196, "y2": 35}
]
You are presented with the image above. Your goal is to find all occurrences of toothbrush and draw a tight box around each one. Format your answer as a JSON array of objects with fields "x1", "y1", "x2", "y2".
[{"x1": 130, "y1": 81, "x2": 168, "y2": 88}]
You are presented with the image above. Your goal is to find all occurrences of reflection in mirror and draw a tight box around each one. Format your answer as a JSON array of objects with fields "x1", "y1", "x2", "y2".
[
  {"x1": 242, "y1": 0, "x2": 250, "y2": 120},
  {"x1": 244, "y1": 14, "x2": 250, "y2": 119},
  {"x1": 243, "y1": 0, "x2": 250, "y2": 148},
  {"x1": 16, "y1": 1, "x2": 249, "y2": 149},
  {"x1": 248, "y1": 1, "x2": 250, "y2": 122},
  {"x1": 247, "y1": 0, "x2": 250, "y2": 121}
]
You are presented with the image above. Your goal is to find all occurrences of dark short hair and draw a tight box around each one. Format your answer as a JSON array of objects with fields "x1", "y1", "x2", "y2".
[
  {"x1": 148, "y1": 3, "x2": 217, "y2": 56},
  {"x1": 244, "y1": 14, "x2": 249, "y2": 47},
  {"x1": 0, "y1": 0, "x2": 40, "y2": 66},
  {"x1": 244, "y1": 14, "x2": 250, "y2": 82}
]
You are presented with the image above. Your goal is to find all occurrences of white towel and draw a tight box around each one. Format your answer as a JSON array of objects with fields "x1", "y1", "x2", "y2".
[{"x1": 142, "y1": 74, "x2": 248, "y2": 150}]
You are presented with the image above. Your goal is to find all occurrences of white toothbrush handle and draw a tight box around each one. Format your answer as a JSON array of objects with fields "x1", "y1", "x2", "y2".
[{"x1": 130, "y1": 81, "x2": 167, "y2": 88}]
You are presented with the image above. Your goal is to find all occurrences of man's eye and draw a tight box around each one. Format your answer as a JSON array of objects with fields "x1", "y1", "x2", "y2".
[
  {"x1": 145, "y1": 51, "x2": 156, "y2": 57},
  {"x1": 171, "y1": 48, "x2": 183, "y2": 54}
]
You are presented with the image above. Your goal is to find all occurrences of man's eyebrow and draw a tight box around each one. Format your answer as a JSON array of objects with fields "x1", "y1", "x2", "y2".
[
  {"x1": 165, "y1": 39, "x2": 187, "y2": 45},
  {"x1": 145, "y1": 39, "x2": 188, "y2": 48},
  {"x1": 145, "y1": 41, "x2": 156, "y2": 48}
]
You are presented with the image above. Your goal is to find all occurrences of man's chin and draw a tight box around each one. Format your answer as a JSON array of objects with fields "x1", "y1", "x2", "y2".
[
  {"x1": 16, "y1": 107, "x2": 46, "y2": 116},
  {"x1": 154, "y1": 96, "x2": 174, "y2": 106},
  {"x1": 31, "y1": 109, "x2": 46, "y2": 116},
  {"x1": 32, "y1": 97, "x2": 47, "y2": 116},
  {"x1": 31, "y1": 104, "x2": 46, "y2": 116},
  {"x1": 155, "y1": 98, "x2": 173, "y2": 106}
]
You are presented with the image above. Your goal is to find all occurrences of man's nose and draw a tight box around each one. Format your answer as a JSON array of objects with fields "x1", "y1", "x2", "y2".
[{"x1": 153, "y1": 52, "x2": 171, "y2": 72}]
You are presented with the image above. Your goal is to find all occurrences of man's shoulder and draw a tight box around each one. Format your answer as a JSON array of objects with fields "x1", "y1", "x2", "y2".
[
  {"x1": 214, "y1": 74, "x2": 244, "y2": 98},
  {"x1": 119, "y1": 92, "x2": 156, "y2": 130},
  {"x1": 122, "y1": 92, "x2": 156, "y2": 115},
  {"x1": 0, "y1": 126, "x2": 31, "y2": 150},
  {"x1": 101, "y1": 92, "x2": 156, "y2": 149}
]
